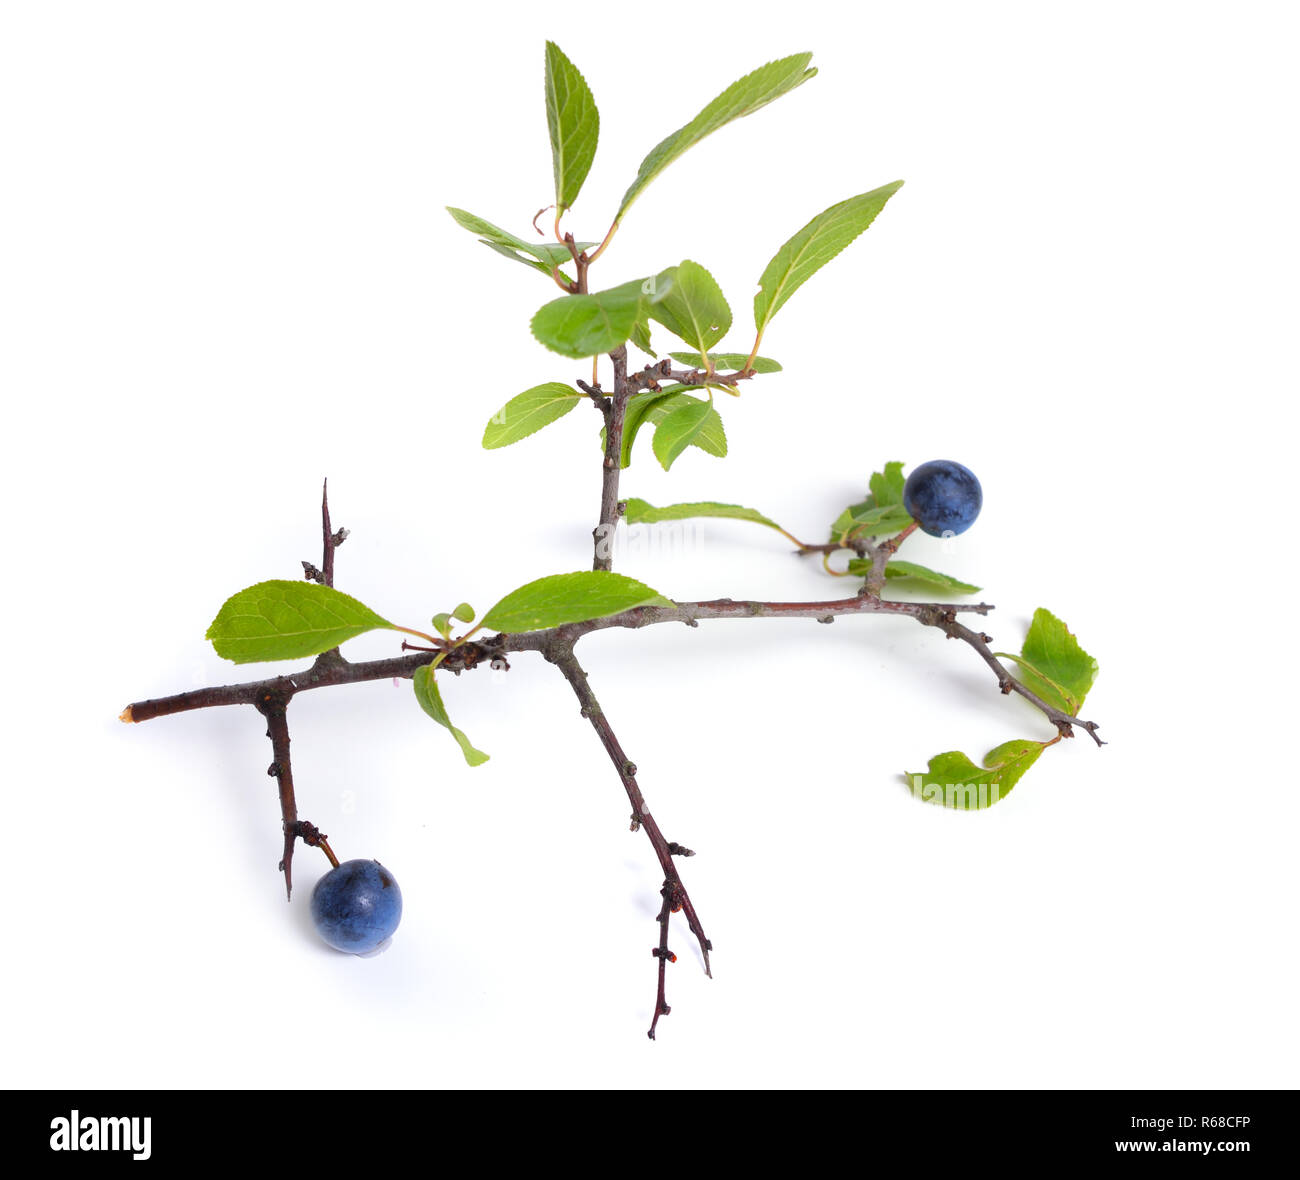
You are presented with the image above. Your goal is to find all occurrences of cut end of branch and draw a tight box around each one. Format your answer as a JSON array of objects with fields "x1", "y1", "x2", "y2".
[{"x1": 118, "y1": 705, "x2": 135, "y2": 723}]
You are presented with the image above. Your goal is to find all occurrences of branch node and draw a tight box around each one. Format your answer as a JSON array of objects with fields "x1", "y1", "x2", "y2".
[{"x1": 666, "y1": 842, "x2": 695, "y2": 857}]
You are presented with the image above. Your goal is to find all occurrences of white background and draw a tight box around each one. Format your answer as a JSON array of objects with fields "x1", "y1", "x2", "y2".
[{"x1": 3, "y1": 0, "x2": 1296, "y2": 1089}]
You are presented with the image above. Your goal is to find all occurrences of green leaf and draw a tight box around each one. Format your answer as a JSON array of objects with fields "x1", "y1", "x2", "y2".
[
  {"x1": 610, "y1": 388, "x2": 727, "y2": 468},
  {"x1": 830, "y1": 461, "x2": 913, "y2": 537},
  {"x1": 668, "y1": 351, "x2": 782, "y2": 374},
  {"x1": 753, "y1": 181, "x2": 904, "y2": 337},
  {"x1": 830, "y1": 502, "x2": 913, "y2": 538},
  {"x1": 482, "y1": 571, "x2": 673, "y2": 633},
  {"x1": 884, "y1": 561, "x2": 980, "y2": 594},
  {"x1": 531, "y1": 273, "x2": 673, "y2": 359},
  {"x1": 544, "y1": 42, "x2": 599, "y2": 212},
  {"x1": 482, "y1": 382, "x2": 583, "y2": 449},
  {"x1": 1002, "y1": 608, "x2": 1099, "y2": 715},
  {"x1": 413, "y1": 665, "x2": 489, "y2": 767},
  {"x1": 622, "y1": 498, "x2": 784, "y2": 534},
  {"x1": 452, "y1": 602, "x2": 475, "y2": 623},
  {"x1": 617, "y1": 53, "x2": 817, "y2": 221},
  {"x1": 431, "y1": 612, "x2": 453, "y2": 639},
  {"x1": 630, "y1": 318, "x2": 655, "y2": 357},
  {"x1": 652, "y1": 398, "x2": 714, "y2": 470},
  {"x1": 477, "y1": 237, "x2": 593, "y2": 281},
  {"x1": 648, "y1": 261, "x2": 732, "y2": 356},
  {"x1": 870, "y1": 460, "x2": 905, "y2": 508},
  {"x1": 845, "y1": 559, "x2": 980, "y2": 594},
  {"x1": 645, "y1": 392, "x2": 726, "y2": 461},
  {"x1": 907, "y1": 740, "x2": 1047, "y2": 810},
  {"x1": 446, "y1": 207, "x2": 591, "y2": 278},
  {"x1": 206, "y1": 580, "x2": 393, "y2": 664}
]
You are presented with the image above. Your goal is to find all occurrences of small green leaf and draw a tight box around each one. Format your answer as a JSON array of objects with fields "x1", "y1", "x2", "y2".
[
  {"x1": 830, "y1": 462, "x2": 913, "y2": 537},
  {"x1": 482, "y1": 571, "x2": 674, "y2": 633},
  {"x1": 907, "y1": 740, "x2": 1047, "y2": 810},
  {"x1": 483, "y1": 383, "x2": 583, "y2": 449},
  {"x1": 618, "y1": 53, "x2": 817, "y2": 221},
  {"x1": 452, "y1": 602, "x2": 475, "y2": 623},
  {"x1": 652, "y1": 399, "x2": 714, "y2": 470},
  {"x1": 630, "y1": 319, "x2": 656, "y2": 357},
  {"x1": 531, "y1": 273, "x2": 673, "y2": 359},
  {"x1": 870, "y1": 460, "x2": 905, "y2": 508},
  {"x1": 610, "y1": 388, "x2": 727, "y2": 467},
  {"x1": 413, "y1": 665, "x2": 489, "y2": 767},
  {"x1": 642, "y1": 392, "x2": 726, "y2": 458},
  {"x1": 754, "y1": 181, "x2": 904, "y2": 337},
  {"x1": 431, "y1": 613, "x2": 453, "y2": 639},
  {"x1": 477, "y1": 238, "x2": 595, "y2": 282},
  {"x1": 446, "y1": 207, "x2": 591, "y2": 279},
  {"x1": 668, "y1": 352, "x2": 782, "y2": 374},
  {"x1": 831, "y1": 503, "x2": 913, "y2": 538},
  {"x1": 648, "y1": 260, "x2": 732, "y2": 356},
  {"x1": 845, "y1": 559, "x2": 981, "y2": 594},
  {"x1": 1003, "y1": 608, "x2": 1099, "y2": 715},
  {"x1": 622, "y1": 498, "x2": 784, "y2": 534},
  {"x1": 206, "y1": 580, "x2": 393, "y2": 664},
  {"x1": 544, "y1": 42, "x2": 600, "y2": 212}
]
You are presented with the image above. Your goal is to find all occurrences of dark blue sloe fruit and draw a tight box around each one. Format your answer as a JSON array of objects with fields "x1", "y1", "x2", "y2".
[
  {"x1": 902, "y1": 460, "x2": 983, "y2": 537},
  {"x1": 310, "y1": 859, "x2": 402, "y2": 954}
]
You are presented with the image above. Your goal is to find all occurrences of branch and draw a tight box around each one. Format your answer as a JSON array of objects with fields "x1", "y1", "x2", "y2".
[
  {"x1": 256, "y1": 690, "x2": 301, "y2": 899},
  {"x1": 545, "y1": 641, "x2": 710, "y2": 1039},
  {"x1": 592, "y1": 344, "x2": 629, "y2": 571},
  {"x1": 119, "y1": 644, "x2": 490, "y2": 724}
]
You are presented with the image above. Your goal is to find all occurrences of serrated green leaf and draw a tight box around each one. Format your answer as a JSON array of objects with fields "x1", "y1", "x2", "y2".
[
  {"x1": 754, "y1": 181, "x2": 903, "y2": 337},
  {"x1": 610, "y1": 388, "x2": 727, "y2": 468},
  {"x1": 648, "y1": 260, "x2": 732, "y2": 356},
  {"x1": 1002, "y1": 608, "x2": 1099, "y2": 715},
  {"x1": 652, "y1": 399, "x2": 714, "y2": 471},
  {"x1": 870, "y1": 461, "x2": 905, "y2": 508},
  {"x1": 907, "y1": 740, "x2": 1047, "y2": 810},
  {"x1": 413, "y1": 665, "x2": 489, "y2": 767},
  {"x1": 644, "y1": 392, "x2": 726, "y2": 460},
  {"x1": 483, "y1": 382, "x2": 583, "y2": 449},
  {"x1": 845, "y1": 559, "x2": 980, "y2": 594},
  {"x1": 544, "y1": 42, "x2": 599, "y2": 211},
  {"x1": 617, "y1": 53, "x2": 817, "y2": 221},
  {"x1": 482, "y1": 571, "x2": 674, "y2": 633},
  {"x1": 531, "y1": 273, "x2": 673, "y2": 359},
  {"x1": 668, "y1": 351, "x2": 782, "y2": 374},
  {"x1": 623, "y1": 498, "x2": 783, "y2": 533},
  {"x1": 206, "y1": 580, "x2": 393, "y2": 664}
]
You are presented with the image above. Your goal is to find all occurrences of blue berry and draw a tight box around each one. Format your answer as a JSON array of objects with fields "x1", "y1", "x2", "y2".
[
  {"x1": 903, "y1": 460, "x2": 982, "y2": 537},
  {"x1": 310, "y1": 859, "x2": 402, "y2": 954}
]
